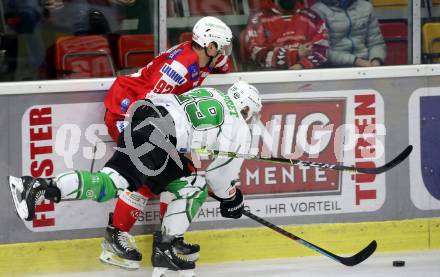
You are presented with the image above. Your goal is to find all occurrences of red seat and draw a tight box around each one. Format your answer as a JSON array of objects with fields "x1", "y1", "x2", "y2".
[
  {"x1": 118, "y1": 34, "x2": 155, "y2": 69},
  {"x1": 187, "y1": 0, "x2": 235, "y2": 16},
  {"x1": 55, "y1": 35, "x2": 115, "y2": 78},
  {"x1": 179, "y1": 32, "x2": 193, "y2": 43},
  {"x1": 379, "y1": 21, "x2": 408, "y2": 65}
]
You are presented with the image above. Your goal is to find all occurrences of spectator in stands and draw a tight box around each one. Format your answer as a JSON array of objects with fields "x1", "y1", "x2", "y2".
[
  {"x1": 48, "y1": 0, "x2": 136, "y2": 35},
  {"x1": 7, "y1": 0, "x2": 48, "y2": 79},
  {"x1": 73, "y1": 8, "x2": 111, "y2": 35},
  {"x1": 44, "y1": 0, "x2": 137, "y2": 78},
  {"x1": 244, "y1": 0, "x2": 329, "y2": 70},
  {"x1": 311, "y1": 0, "x2": 386, "y2": 67},
  {"x1": 5, "y1": 0, "x2": 133, "y2": 80}
]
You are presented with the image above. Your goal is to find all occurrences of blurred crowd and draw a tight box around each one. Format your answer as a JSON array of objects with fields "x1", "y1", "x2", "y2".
[{"x1": 0, "y1": 0, "x2": 416, "y2": 82}]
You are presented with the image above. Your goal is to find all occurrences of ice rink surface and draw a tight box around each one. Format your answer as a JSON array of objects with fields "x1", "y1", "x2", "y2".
[{"x1": 24, "y1": 250, "x2": 440, "y2": 277}]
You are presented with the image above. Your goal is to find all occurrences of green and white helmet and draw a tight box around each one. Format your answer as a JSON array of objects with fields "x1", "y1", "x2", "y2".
[
  {"x1": 227, "y1": 81, "x2": 262, "y2": 121},
  {"x1": 192, "y1": 16, "x2": 233, "y2": 56}
]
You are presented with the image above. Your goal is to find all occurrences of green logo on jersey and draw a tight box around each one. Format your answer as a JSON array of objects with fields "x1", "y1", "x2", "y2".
[
  {"x1": 175, "y1": 88, "x2": 238, "y2": 130},
  {"x1": 217, "y1": 89, "x2": 239, "y2": 118}
]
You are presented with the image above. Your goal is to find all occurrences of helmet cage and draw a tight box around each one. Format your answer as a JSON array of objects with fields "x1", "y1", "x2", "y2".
[{"x1": 227, "y1": 81, "x2": 262, "y2": 122}]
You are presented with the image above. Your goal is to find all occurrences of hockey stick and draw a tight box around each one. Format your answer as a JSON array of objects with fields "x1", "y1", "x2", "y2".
[
  {"x1": 242, "y1": 209, "x2": 377, "y2": 266},
  {"x1": 196, "y1": 145, "x2": 413, "y2": 174},
  {"x1": 210, "y1": 191, "x2": 376, "y2": 266}
]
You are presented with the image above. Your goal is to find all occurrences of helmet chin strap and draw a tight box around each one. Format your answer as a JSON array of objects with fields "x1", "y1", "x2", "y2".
[{"x1": 204, "y1": 47, "x2": 215, "y2": 67}]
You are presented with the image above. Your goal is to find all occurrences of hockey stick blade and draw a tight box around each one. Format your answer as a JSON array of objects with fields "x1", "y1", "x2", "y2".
[
  {"x1": 335, "y1": 145, "x2": 413, "y2": 174},
  {"x1": 196, "y1": 145, "x2": 413, "y2": 175},
  {"x1": 242, "y1": 210, "x2": 377, "y2": 266}
]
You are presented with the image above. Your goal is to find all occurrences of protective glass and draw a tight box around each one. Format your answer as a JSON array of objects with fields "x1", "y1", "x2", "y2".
[
  {"x1": 220, "y1": 42, "x2": 233, "y2": 56},
  {"x1": 245, "y1": 108, "x2": 261, "y2": 125}
]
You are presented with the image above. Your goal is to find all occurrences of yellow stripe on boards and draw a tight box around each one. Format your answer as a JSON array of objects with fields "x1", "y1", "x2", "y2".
[
  {"x1": 430, "y1": 219, "x2": 440, "y2": 248},
  {"x1": 0, "y1": 218, "x2": 439, "y2": 276}
]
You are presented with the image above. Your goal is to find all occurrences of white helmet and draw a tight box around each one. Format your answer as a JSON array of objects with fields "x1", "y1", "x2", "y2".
[
  {"x1": 227, "y1": 81, "x2": 262, "y2": 121},
  {"x1": 192, "y1": 16, "x2": 233, "y2": 56}
]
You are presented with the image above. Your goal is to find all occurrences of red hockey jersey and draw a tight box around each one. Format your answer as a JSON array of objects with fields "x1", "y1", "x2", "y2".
[
  {"x1": 244, "y1": 7, "x2": 329, "y2": 69},
  {"x1": 105, "y1": 41, "x2": 230, "y2": 115}
]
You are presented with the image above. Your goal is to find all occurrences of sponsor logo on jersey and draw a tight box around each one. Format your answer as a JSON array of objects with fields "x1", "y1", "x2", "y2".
[
  {"x1": 116, "y1": 120, "x2": 128, "y2": 133},
  {"x1": 167, "y1": 48, "x2": 183, "y2": 60},
  {"x1": 86, "y1": 190, "x2": 95, "y2": 199},
  {"x1": 130, "y1": 210, "x2": 143, "y2": 219},
  {"x1": 161, "y1": 64, "x2": 186, "y2": 85},
  {"x1": 188, "y1": 63, "x2": 199, "y2": 81},
  {"x1": 120, "y1": 98, "x2": 130, "y2": 112}
]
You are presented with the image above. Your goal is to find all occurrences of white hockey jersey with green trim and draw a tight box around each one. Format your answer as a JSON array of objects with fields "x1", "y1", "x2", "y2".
[{"x1": 147, "y1": 87, "x2": 252, "y2": 198}]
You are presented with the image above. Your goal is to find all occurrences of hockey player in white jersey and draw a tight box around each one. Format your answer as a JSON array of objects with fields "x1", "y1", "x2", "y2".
[{"x1": 8, "y1": 81, "x2": 262, "y2": 276}]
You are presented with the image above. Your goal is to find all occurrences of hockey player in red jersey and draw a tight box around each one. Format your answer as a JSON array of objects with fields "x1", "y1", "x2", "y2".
[
  {"x1": 104, "y1": 16, "x2": 232, "y2": 142},
  {"x1": 244, "y1": 0, "x2": 329, "y2": 70},
  {"x1": 98, "y1": 16, "x2": 233, "y2": 269}
]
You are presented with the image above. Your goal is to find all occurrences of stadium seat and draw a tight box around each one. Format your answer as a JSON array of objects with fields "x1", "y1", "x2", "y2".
[
  {"x1": 371, "y1": 0, "x2": 408, "y2": 7},
  {"x1": 379, "y1": 21, "x2": 408, "y2": 65},
  {"x1": 55, "y1": 35, "x2": 116, "y2": 78},
  {"x1": 187, "y1": 0, "x2": 235, "y2": 16},
  {"x1": 179, "y1": 32, "x2": 192, "y2": 43},
  {"x1": 422, "y1": 22, "x2": 440, "y2": 64},
  {"x1": 117, "y1": 34, "x2": 155, "y2": 69}
]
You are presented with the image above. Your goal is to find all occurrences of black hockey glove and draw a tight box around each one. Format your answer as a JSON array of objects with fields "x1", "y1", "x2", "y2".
[{"x1": 219, "y1": 188, "x2": 244, "y2": 219}]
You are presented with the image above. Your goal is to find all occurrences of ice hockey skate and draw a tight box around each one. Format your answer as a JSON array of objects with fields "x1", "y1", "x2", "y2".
[
  {"x1": 99, "y1": 213, "x2": 142, "y2": 270},
  {"x1": 8, "y1": 176, "x2": 60, "y2": 221},
  {"x1": 153, "y1": 231, "x2": 200, "y2": 262},
  {"x1": 151, "y1": 235, "x2": 196, "y2": 277}
]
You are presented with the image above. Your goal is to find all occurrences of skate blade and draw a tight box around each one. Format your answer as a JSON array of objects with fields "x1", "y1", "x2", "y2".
[
  {"x1": 179, "y1": 252, "x2": 199, "y2": 262},
  {"x1": 152, "y1": 267, "x2": 195, "y2": 277},
  {"x1": 99, "y1": 249, "x2": 140, "y2": 270},
  {"x1": 8, "y1": 176, "x2": 29, "y2": 221}
]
